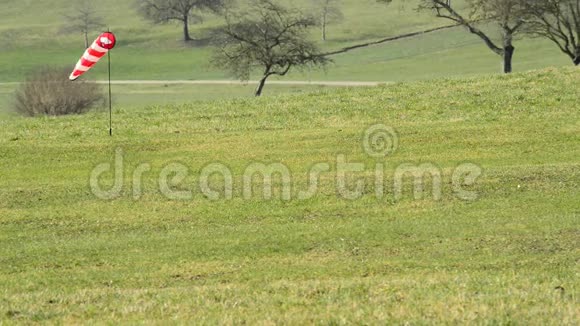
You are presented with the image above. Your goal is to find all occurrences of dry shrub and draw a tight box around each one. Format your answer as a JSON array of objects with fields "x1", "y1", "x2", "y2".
[{"x1": 14, "y1": 66, "x2": 104, "y2": 116}]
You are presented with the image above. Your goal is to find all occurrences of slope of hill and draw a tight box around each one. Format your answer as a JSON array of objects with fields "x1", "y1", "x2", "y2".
[
  {"x1": 0, "y1": 0, "x2": 573, "y2": 83},
  {"x1": 0, "y1": 68, "x2": 578, "y2": 323}
]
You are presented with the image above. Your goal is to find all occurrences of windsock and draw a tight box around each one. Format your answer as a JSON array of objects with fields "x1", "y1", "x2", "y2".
[{"x1": 69, "y1": 32, "x2": 116, "y2": 81}]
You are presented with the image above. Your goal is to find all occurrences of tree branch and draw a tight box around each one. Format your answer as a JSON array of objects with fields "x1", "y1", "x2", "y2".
[{"x1": 321, "y1": 23, "x2": 459, "y2": 57}]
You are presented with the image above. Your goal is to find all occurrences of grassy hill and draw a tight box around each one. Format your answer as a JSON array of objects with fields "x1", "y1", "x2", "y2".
[
  {"x1": 0, "y1": 0, "x2": 573, "y2": 84},
  {"x1": 0, "y1": 68, "x2": 578, "y2": 323}
]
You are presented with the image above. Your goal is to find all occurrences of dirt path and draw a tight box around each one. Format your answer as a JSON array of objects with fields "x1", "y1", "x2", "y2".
[
  {"x1": 0, "y1": 80, "x2": 386, "y2": 87},
  {"x1": 103, "y1": 80, "x2": 385, "y2": 87}
]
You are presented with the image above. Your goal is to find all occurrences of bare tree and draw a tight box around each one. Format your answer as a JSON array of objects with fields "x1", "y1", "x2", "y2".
[
  {"x1": 14, "y1": 66, "x2": 104, "y2": 117},
  {"x1": 135, "y1": 0, "x2": 226, "y2": 42},
  {"x1": 524, "y1": 0, "x2": 580, "y2": 65},
  {"x1": 62, "y1": 0, "x2": 105, "y2": 48},
  {"x1": 213, "y1": 0, "x2": 329, "y2": 96},
  {"x1": 419, "y1": 0, "x2": 529, "y2": 73},
  {"x1": 313, "y1": 0, "x2": 344, "y2": 41}
]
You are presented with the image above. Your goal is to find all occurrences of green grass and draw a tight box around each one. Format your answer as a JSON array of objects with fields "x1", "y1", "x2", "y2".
[
  {"x1": 0, "y1": 84, "x2": 15, "y2": 119},
  {"x1": 0, "y1": 68, "x2": 578, "y2": 323},
  {"x1": 0, "y1": 0, "x2": 574, "y2": 84},
  {"x1": 0, "y1": 83, "x2": 344, "y2": 119}
]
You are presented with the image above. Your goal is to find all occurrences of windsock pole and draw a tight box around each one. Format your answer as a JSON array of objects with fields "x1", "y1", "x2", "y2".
[{"x1": 108, "y1": 40, "x2": 113, "y2": 137}]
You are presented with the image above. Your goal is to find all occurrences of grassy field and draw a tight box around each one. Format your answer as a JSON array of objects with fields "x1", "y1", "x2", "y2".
[
  {"x1": 0, "y1": 82, "x2": 343, "y2": 119},
  {"x1": 0, "y1": 0, "x2": 573, "y2": 84},
  {"x1": 0, "y1": 68, "x2": 578, "y2": 323},
  {"x1": 0, "y1": 84, "x2": 14, "y2": 119}
]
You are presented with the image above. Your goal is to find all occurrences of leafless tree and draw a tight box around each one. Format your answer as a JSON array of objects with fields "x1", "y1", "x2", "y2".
[
  {"x1": 524, "y1": 0, "x2": 580, "y2": 65},
  {"x1": 14, "y1": 66, "x2": 104, "y2": 117},
  {"x1": 313, "y1": 0, "x2": 344, "y2": 41},
  {"x1": 135, "y1": 0, "x2": 226, "y2": 42},
  {"x1": 62, "y1": 0, "x2": 105, "y2": 48},
  {"x1": 419, "y1": 0, "x2": 529, "y2": 73},
  {"x1": 213, "y1": 0, "x2": 329, "y2": 96}
]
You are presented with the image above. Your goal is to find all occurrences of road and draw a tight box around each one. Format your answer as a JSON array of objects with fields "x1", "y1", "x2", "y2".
[{"x1": 0, "y1": 80, "x2": 386, "y2": 87}]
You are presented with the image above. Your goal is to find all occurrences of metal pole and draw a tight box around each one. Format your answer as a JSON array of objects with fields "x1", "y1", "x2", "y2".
[{"x1": 108, "y1": 48, "x2": 112, "y2": 136}]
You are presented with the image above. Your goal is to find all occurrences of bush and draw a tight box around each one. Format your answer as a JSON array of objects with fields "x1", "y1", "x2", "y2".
[{"x1": 14, "y1": 66, "x2": 104, "y2": 117}]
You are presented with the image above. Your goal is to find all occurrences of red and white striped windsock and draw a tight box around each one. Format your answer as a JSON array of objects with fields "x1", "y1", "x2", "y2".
[{"x1": 69, "y1": 32, "x2": 116, "y2": 81}]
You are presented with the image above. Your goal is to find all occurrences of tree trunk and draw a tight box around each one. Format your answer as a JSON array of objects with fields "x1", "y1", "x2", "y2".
[
  {"x1": 322, "y1": 13, "x2": 327, "y2": 41},
  {"x1": 574, "y1": 50, "x2": 580, "y2": 65},
  {"x1": 84, "y1": 32, "x2": 89, "y2": 49},
  {"x1": 255, "y1": 76, "x2": 268, "y2": 97},
  {"x1": 503, "y1": 45, "x2": 515, "y2": 74},
  {"x1": 183, "y1": 15, "x2": 192, "y2": 42}
]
